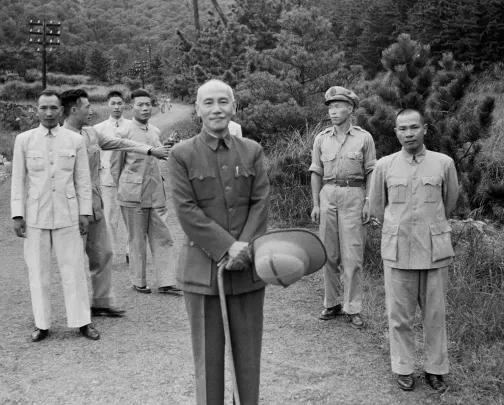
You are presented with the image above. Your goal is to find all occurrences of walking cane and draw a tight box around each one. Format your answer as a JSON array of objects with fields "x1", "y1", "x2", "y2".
[{"x1": 217, "y1": 260, "x2": 242, "y2": 405}]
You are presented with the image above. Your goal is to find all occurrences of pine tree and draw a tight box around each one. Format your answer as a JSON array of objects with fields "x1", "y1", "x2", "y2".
[
  {"x1": 356, "y1": 34, "x2": 495, "y2": 212},
  {"x1": 238, "y1": 6, "x2": 362, "y2": 142},
  {"x1": 87, "y1": 48, "x2": 109, "y2": 81},
  {"x1": 357, "y1": 0, "x2": 401, "y2": 75},
  {"x1": 149, "y1": 54, "x2": 165, "y2": 90}
]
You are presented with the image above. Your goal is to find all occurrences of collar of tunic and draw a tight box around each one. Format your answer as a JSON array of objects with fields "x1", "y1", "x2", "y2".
[
  {"x1": 132, "y1": 117, "x2": 149, "y2": 131},
  {"x1": 401, "y1": 146, "x2": 426, "y2": 164},
  {"x1": 108, "y1": 116, "x2": 125, "y2": 126},
  {"x1": 200, "y1": 129, "x2": 232, "y2": 150},
  {"x1": 38, "y1": 123, "x2": 61, "y2": 137},
  {"x1": 328, "y1": 124, "x2": 356, "y2": 137}
]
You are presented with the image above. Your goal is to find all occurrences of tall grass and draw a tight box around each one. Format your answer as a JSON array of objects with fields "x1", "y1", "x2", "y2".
[
  {"x1": 265, "y1": 122, "x2": 327, "y2": 228},
  {"x1": 362, "y1": 225, "x2": 504, "y2": 404}
]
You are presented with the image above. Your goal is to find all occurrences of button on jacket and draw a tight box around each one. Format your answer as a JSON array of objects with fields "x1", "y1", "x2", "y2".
[
  {"x1": 94, "y1": 117, "x2": 132, "y2": 187},
  {"x1": 169, "y1": 130, "x2": 270, "y2": 296},
  {"x1": 369, "y1": 147, "x2": 459, "y2": 269},
  {"x1": 63, "y1": 121, "x2": 150, "y2": 221},
  {"x1": 110, "y1": 119, "x2": 166, "y2": 208},
  {"x1": 11, "y1": 124, "x2": 92, "y2": 229},
  {"x1": 309, "y1": 125, "x2": 376, "y2": 182}
]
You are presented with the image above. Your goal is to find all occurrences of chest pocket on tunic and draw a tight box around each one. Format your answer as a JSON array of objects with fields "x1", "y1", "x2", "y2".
[
  {"x1": 26, "y1": 150, "x2": 45, "y2": 172},
  {"x1": 345, "y1": 151, "x2": 364, "y2": 177},
  {"x1": 234, "y1": 165, "x2": 255, "y2": 197},
  {"x1": 59, "y1": 149, "x2": 76, "y2": 171},
  {"x1": 422, "y1": 176, "x2": 442, "y2": 203},
  {"x1": 321, "y1": 153, "x2": 337, "y2": 178},
  {"x1": 189, "y1": 169, "x2": 217, "y2": 201},
  {"x1": 387, "y1": 177, "x2": 408, "y2": 203}
]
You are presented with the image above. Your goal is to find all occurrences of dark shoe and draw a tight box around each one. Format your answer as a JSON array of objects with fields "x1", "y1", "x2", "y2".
[
  {"x1": 425, "y1": 372, "x2": 448, "y2": 393},
  {"x1": 397, "y1": 374, "x2": 416, "y2": 391},
  {"x1": 126, "y1": 253, "x2": 129, "y2": 263},
  {"x1": 79, "y1": 324, "x2": 100, "y2": 340},
  {"x1": 158, "y1": 286, "x2": 182, "y2": 296},
  {"x1": 91, "y1": 307, "x2": 125, "y2": 317},
  {"x1": 346, "y1": 313, "x2": 364, "y2": 329},
  {"x1": 132, "y1": 285, "x2": 151, "y2": 294},
  {"x1": 319, "y1": 304, "x2": 344, "y2": 320},
  {"x1": 31, "y1": 328, "x2": 49, "y2": 342}
]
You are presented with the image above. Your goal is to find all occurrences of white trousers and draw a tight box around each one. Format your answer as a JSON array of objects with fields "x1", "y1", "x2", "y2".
[
  {"x1": 384, "y1": 266, "x2": 449, "y2": 375},
  {"x1": 121, "y1": 206, "x2": 176, "y2": 287},
  {"x1": 24, "y1": 225, "x2": 91, "y2": 329}
]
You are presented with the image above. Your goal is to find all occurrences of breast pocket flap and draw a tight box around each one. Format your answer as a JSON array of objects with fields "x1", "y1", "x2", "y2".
[
  {"x1": 235, "y1": 165, "x2": 255, "y2": 178},
  {"x1": 321, "y1": 153, "x2": 336, "y2": 162},
  {"x1": 388, "y1": 178, "x2": 408, "y2": 188},
  {"x1": 347, "y1": 151, "x2": 363, "y2": 160},
  {"x1": 66, "y1": 186, "x2": 76, "y2": 198},
  {"x1": 382, "y1": 224, "x2": 399, "y2": 235},
  {"x1": 27, "y1": 150, "x2": 44, "y2": 158},
  {"x1": 189, "y1": 169, "x2": 216, "y2": 181},
  {"x1": 60, "y1": 149, "x2": 76, "y2": 158},
  {"x1": 422, "y1": 176, "x2": 442, "y2": 186}
]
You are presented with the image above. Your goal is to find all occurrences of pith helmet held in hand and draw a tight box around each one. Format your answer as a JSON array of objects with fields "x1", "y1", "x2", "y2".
[
  {"x1": 324, "y1": 86, "x2": 359, "y2": 108},
  {"x1": 251, "y1": 229, "x2": 327, "y2": 288}
]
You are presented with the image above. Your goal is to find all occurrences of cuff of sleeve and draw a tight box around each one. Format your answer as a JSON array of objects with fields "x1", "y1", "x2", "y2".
[
  {"x1": 11, "y1": 208, "x2": 24, "y2": 219},
  {"x1": 309, "y1": 163, "x2": 323, "y2": 175},
  {"x1": 364, "y1": 160, "x2": 376, "y2": 175}
]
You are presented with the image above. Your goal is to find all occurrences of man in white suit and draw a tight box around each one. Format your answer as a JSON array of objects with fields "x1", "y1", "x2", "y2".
[
  {"x1": 94, "y1": 90, "x2": 131, "y2": 261},
  {"x1": 11, "y1": 89, "x2": 99, "y2": 342}
]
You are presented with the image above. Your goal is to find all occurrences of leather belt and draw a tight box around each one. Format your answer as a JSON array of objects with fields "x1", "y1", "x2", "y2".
[{"x1": 324, "y1": 180, "x2": 364, "y2": 187}]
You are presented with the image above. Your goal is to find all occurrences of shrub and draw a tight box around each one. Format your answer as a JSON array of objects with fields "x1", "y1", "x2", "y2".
[
  {"x1": 24, "y1": 69, "x2": 41, "y2": 83},
  {"x1": 0, "y1": 81, "x2": 43, "y2": 101},
  {"x1": 46, "y1": 73, "x2": 90, "y2": 86}
]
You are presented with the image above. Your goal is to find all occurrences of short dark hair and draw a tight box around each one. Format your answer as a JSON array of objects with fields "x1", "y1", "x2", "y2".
[
  {"x1": 130, "y1": 88, "x2": 151, "y2": 101},
  {"x1": 37, "y1": 89, "x2": 61, "y2": 104},
  {"x1": 61, "y1": 89, "x2": 89, "y2": 117},
  {"x1": 395, "y1": 108, "x2": 425, "y2": 125},
  {"x1": 107, "y1": 90, "x2": 124, "y2": 101}
]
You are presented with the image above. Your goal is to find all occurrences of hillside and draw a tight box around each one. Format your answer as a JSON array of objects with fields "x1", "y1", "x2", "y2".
[{"x1": 0, "y1": 0, "x2": 233, "y2": 68}]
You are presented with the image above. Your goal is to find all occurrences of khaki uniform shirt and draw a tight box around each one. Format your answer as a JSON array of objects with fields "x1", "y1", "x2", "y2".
[
  {"x1": 11, "y1": 124, "x2": 92, "y2": 229},
  {"x1": 93, "y1": 116, "x2": 132, "y2": 187},
  {"x1": 110, "y1": 118, "x2": 166, "y2": 209},
  {"x1": 369, "y1": 147, "x2": 459, "y2": 269},
  {"x1": 309, "y1": 125, "x2": 376, "y2": 182},
  {"x1": 63, "y1": 121, "x2": 150, "y2": 221},
  {"x1": 169, "y1": 130, "x2": 270, "y2": 296}
]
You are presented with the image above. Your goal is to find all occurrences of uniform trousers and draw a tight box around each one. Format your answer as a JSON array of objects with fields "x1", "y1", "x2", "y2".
[
  {"x1": 319, "y1": 184, "x2": 365, "y2": 314},
  {"x1": 121, "y1": 206, "x2": 175, "y2": 287},
  {"x1": 24, "y1": 225, "x2": 91, "y2": 329},
  {"x1": 184, "y1": 288, "x2": 265, "y2": 405},
  {"x1": 83, "y1": 217, "x2": 116, "y2": 308},
  {"x1": 100, "y1": 185, "x2": 128, "y2": 255},
  {"x1": 384, "y1": 265, "x2": 449, "y2": 375}
]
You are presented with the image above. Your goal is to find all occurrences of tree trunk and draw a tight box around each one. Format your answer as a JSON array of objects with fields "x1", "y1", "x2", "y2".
[
  {"x1": 192, "y1": 0, "x2": 201, "y2": 36},
  {"x1": 209, "y1": 0, "x2": 228, "y2": 25}
]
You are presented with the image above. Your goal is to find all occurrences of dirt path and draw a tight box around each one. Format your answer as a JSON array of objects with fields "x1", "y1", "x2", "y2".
[{"x1": 0, "y1": 109, "x2": 445, "y2": 404}]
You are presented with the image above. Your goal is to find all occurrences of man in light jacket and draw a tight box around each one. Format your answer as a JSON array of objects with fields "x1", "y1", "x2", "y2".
[
  {"x1": 11, "y1": 89, "x2": 98, "y2": 341},
  {"x1": 369, "y1": 108, "x2": 459, "y2": 392}
]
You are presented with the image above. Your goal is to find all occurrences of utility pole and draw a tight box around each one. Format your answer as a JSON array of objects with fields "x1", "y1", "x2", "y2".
[
  {"x1": 134, "y1": 60, "x2": 149, "y2": 88},
  {"x1": 109, "y1": 59, "x2": 116, "y2": 83},
  {"x1": 29, "y1": 19, "x2": 61, "y2": 89},
  {"x1": 145, "y1": 43, "x2": 152, "y2": 76}
]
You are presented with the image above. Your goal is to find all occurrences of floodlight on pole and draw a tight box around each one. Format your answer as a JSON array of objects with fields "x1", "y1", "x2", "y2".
[{"x1": 28, "y1": 19, "x2": 61, "y2": 89}]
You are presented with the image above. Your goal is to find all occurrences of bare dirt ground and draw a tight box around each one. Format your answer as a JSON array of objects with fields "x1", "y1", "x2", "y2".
[{"x1": 0, "y1": 104, "x2": 447, "y2": 405}]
